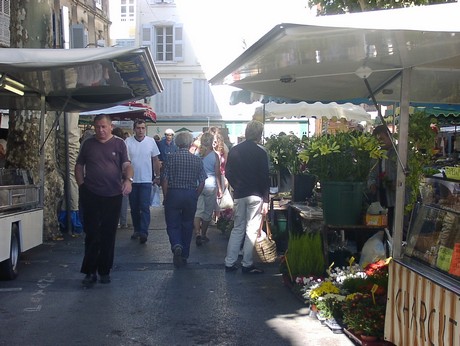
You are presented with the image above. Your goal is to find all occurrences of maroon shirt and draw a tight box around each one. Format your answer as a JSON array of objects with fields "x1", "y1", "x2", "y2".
[{"x1": 77, "y1": 136, "x2": 129, "y2": 197}]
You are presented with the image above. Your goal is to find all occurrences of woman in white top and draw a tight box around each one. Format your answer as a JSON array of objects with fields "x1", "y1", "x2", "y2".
[{"x1": 194, "y1": 132, "x2": 223, "y2": 246}]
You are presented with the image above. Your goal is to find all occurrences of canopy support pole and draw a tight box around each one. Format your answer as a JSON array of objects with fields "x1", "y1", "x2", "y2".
[
  {"x1": 393, "y1": 68, "x2": 411, "y2": 259},
  {"x1": 363, "y1": 78, "x2": 408, "y2": 176}
]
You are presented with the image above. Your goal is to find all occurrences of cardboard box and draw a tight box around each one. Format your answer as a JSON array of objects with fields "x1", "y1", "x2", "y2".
[{"x1": 365, "y1": 213, "x2": 388, "y2": 227}]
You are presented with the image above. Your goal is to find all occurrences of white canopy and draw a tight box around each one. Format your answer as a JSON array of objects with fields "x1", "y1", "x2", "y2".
[
  {"x1": 209, "y1": 3, "x2": 460, "y2": 265},
  {"x1": 210, "y1": 3, "x2": 460, "y2": 107},
  {"x1": 255, "y1": 101, "x2": 371, "y2": 123}
]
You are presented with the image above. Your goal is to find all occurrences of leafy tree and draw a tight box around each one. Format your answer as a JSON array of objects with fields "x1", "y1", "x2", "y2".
[{"x1": 309, "y1": 0, "x2": 456, "y2": 15}]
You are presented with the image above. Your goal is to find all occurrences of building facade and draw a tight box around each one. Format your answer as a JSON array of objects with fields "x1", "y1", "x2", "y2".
[{"x1": 109, "y1": 0, "x2": 223, "y2": 138}]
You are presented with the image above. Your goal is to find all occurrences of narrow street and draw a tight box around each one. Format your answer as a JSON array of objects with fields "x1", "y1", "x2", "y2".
[{"x1": 0, "y1": 206, "x2": 354, "y2": 346}]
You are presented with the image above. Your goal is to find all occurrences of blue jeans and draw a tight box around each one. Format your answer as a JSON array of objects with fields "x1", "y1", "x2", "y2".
[
  {"x1": 129, "y1": 183, "x2": 152, "y2": 237},
  {"x1": 163, "y1": 188, "x2": 198, "y2": 259}
]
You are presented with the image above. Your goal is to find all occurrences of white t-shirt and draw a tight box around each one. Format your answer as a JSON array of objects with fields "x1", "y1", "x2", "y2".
[{"x1": 125, "y1": 136, "x2": 160, "y2": 183}]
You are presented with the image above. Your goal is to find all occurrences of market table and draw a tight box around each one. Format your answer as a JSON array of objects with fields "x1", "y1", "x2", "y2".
[{"x1": 288, "y1": 203, "x2": 386, "y2": 265}]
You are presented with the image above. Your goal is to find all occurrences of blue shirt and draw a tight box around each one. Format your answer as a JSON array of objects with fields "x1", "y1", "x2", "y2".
[{"x1": 158, "y1": 137, "x2": 178, "y2": 162}]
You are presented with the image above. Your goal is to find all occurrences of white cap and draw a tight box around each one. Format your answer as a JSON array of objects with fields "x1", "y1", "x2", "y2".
[{"x1": 165, "y1": 128, "x2": 174, "y2": 135}]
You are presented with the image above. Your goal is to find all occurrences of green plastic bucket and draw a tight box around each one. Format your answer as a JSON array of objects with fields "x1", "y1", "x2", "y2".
[
  {"x1": 321, "y1": 181, "x2": 364, "y2": 226},
  {"x1": 276, "y1": 216, "x2": 287, "y2": 233}
]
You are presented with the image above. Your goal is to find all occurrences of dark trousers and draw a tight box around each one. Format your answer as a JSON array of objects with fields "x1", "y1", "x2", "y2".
[
  {"x1": 79, "y1": 185, "x2": 122, "y2": 276},
  {"x1": 163, "y1": 188, "x2": 198, "y2": 259}
]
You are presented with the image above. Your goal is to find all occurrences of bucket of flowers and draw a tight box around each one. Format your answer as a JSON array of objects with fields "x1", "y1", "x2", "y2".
[
  {"x1": 342, "y1": 292, "x2": 387, "y2": 341},
  {"x1": 216, "y1": 208, "x2": 234, "y2": 237},
  {"x1": 340, "y1": 258, "x2": 391, "y2": 341}
]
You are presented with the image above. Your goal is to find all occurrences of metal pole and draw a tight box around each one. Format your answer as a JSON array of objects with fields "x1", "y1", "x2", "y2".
[{"x1": 64, "y1": 112, "x2": 72, "y2": 233}]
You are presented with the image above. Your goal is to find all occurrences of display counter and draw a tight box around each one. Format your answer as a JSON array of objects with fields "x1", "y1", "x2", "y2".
[{"x1": 385, "y1": 176, "x2": 460, "y2": 346}]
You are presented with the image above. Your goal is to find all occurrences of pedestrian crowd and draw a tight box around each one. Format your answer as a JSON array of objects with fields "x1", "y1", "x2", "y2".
[{"x1": 75, "y1": 117, "x2": 270, "y2": 288}]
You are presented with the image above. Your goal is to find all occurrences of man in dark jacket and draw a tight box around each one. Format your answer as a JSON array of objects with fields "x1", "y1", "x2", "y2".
[{"x1": 224, "y1": 120, "x2": 270, "y2": 274}]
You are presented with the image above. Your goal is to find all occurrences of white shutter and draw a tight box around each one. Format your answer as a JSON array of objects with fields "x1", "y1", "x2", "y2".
[
  {"x1": 141, "y1": 24, "x2": 152, "y2": 51},
  {"x1": 173, "y1": 24, "x2": 183, "y2": 62}
]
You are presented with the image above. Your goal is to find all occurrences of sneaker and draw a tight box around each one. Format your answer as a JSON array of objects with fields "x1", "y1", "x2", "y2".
[
  {"x1": 242, "y1": 265, "x2": 264, "y2": 274},
  {"x1": 173, "y1": 246, "x2": 183, "y2": 268},
  {"x1": 130, "y1": 232, "x2": 140, "y2": 240},
  {"x1": 139, "y1": 235, "x2": 148, "y2": 244},
  {"x1": 195, "y1": 235, "x2": 202, "y2": 246},
  {"x1": 82, "y1": 274, "x2": 97, "y2": 287},
  {"x1": 202, "y1": 236, "x2": 210, "y2": 243},
  {"x1": 225, "y1": 264, "x2": 239, "y2": 272},
  {"x1": 99, "y1": 274, "x2": 111, "y2": 284}
]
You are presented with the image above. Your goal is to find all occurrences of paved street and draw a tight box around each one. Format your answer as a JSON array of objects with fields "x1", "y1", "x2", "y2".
[{"x1": 0, "y1": 206, "x2": 354, "y2": 346}]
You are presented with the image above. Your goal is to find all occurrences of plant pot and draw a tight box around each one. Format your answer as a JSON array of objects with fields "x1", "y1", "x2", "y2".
[
  {"x1": 291, "y1": 174, "x2": 316, "y2": 202},
  {"x1": 277, "y1": 168, "x2": 292, "y2": 193},
  {"x1": 321, "y1": 181, "x2": 364, "y2": 225},
  {"x1": 360, "y1": 335, "x2": 378, "y2": 342}
]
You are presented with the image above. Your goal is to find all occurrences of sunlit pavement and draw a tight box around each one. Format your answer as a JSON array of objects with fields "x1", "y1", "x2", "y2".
[{"x1": 0, "y1": 205, "x2": 354, "y2": 346}]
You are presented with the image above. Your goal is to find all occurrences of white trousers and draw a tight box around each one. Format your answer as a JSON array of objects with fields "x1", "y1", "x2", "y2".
[{"x1": 224, "y1": 195, "x2": 263, "y2": 268}]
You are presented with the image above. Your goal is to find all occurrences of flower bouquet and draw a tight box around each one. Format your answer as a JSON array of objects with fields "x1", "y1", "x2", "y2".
[{"x1": 216, "y1": 208, "x2": 234, "y2": 237}]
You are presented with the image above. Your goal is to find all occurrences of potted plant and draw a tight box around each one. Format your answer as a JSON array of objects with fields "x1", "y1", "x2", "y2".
[
  {"x1": 265, "y1": 133, "x2": 316, "y2": 201},
  {"x1": 342, "y1": 293, "x2": 387, "y2": 340},
  {"x1": 298, "y1": 131, "x2": 386, "y2": 225},
  {"x1": 284, "y1": 231, "x2": 325, "y2": 281}
]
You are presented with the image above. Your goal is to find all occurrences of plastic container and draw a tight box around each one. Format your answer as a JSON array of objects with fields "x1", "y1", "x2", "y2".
[{"x1": 321, "y1": 181, "x2": 364, "y2": 226}]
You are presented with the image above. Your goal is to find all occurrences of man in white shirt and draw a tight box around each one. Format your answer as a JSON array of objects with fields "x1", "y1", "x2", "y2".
[{"x1": 125, "y1": 119, "x2": 161, "y2": 244}]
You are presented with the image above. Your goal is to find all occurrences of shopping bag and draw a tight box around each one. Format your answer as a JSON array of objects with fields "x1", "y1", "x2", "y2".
[
  {"x1": 255, "y1": 217, "x2": 278, "y2": 263},
  {"x1": 151, "y1": 184, "x2": 161, "y2": 207},
  {"x1": 218, "y1": 187, "x2": 233, "y2": 210}
]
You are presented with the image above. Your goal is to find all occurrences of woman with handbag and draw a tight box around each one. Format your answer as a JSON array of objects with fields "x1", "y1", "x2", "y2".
[{"x1": 194, "y1": 132, "x2": 223, "y2": 246}]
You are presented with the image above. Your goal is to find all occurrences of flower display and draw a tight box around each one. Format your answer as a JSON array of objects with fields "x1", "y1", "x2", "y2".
[
  {"x1": 216, "y1": 208, "x2": 234, "y2": 237},
  {"x1": 292, "y1": 258, "x2": 391, "y2": 339},
  {"x1": 342, "y1": 293, "x2": 387, "y2": 338}
]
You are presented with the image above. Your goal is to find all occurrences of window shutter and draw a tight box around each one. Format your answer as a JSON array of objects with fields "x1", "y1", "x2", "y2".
[
  {"x1": 142, "y1": 24, "x2": 153, "y2": 52},
  {"x1": 71, "y1": 24, "x2": 87, "y2": 48},
  {"x1": 173, "y1": 24, "x2": 183, "y2": 62}
]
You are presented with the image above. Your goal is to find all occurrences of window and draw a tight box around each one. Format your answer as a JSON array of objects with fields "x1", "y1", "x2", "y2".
[
  {"x1": 193, "y1": 79, "x2": 220, "y2": 116},
  {"x1": 121, "y1": 0, "x2": 135, "y2": 20},
  {"x1": 151, "y1": 79, "x2": 182, "y2": 115},
  {"x1": 142, "y1": 24, "x2": 183, "y2": 62},
  {"x1": 95, "y1": 0, "x2": 102, "y2": 10},
  {"x1": 0, "y1": 0, "x2": 10, "y2": 47}
]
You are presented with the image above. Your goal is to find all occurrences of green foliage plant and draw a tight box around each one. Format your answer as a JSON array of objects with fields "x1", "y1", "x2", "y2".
[
  {"x1": 285, "y1": 232, "x2": 325, "y2": 278},
  {"x1": 298, "y1": 131, "x2": 386, "y2": 183},
  {"x1": 265, "y1": 133, "x2": 307, "y2": 175}
]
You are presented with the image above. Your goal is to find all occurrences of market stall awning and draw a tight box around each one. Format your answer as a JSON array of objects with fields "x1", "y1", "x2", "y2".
[
  {"x1": 255, "y1": 101, "x2": 371, "y2": 123},
  {"x1": 209, "y1": 4, "x2": 460, "y2": 107},
  {"x1": 209, "y1": 3, "x2": 460, "y2": 266},
  {"x1": 0, "y1": 46, "x2": 163, "y2": 112},
  {"x1": 79, "y1": 102, "x2": 157, "y2": 123},
  {"x1": 386, "y1": 106, "x2": 460, "y2": 124}
]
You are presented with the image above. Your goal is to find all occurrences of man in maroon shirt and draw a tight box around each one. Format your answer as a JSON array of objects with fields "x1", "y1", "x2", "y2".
[{"x1": 75, "y1": 115, "x2": 133, "y2": 287}]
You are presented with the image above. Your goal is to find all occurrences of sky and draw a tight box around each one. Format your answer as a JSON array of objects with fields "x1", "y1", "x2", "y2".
[{"x1": 175, "y1": 0, "x2": 314, "y2": 78}]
